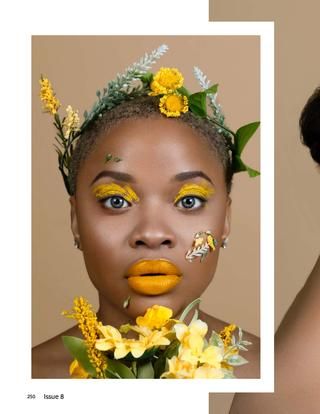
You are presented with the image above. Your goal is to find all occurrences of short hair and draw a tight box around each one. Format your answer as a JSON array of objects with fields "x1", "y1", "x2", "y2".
[
  {"x1": 69, "y1": 96, "x2": 233, "y2": 195},
  {"x1": 299, "y1": 87, "x2": 320, "y2": 165}
]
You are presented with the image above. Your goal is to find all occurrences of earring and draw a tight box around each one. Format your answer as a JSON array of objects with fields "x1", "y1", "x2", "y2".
[
  {"x1": 74, "y1": 239, "x2": 81, "y2": 249},
  {"x1": 221, "y1": 238, "x2": 229, "y2": 249},
  {"x1": 185, "y1": 230, "x2": 218, "y2": 262}
]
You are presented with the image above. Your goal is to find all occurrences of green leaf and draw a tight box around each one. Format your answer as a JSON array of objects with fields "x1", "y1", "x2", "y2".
[
  {"x1": 232, "y1": 155, "x2": 260, "y2": 177},
  {"x1": 179, "y1": 298, "x2": 201, "y2": 322},
  {"x1": 113, "y1": 157, "x2": 122, "y2": 162},
  {"x1": 141, "y1": 72, "x2": 153, "y2": 84},
  {"x1": 177, "y1": 86, "x2": 190, "y2": 97},
  {"x1": 104, "y1": 153, "x2": 113, "y2": 163},
  {"x1": 226, "y1": 354, "x2": 248, "y2": 366},
  {"x1": 188, "y1": 92, "x2": 207, "y2": 117},
  {"x1": 204, "y1": 83, "x2": 218, "y2": 95},
  {"x1": 208, "y1": 331, "x2": 224, "y2": 348},
  {"x1": 153, "y1": 340, "x2": 179, "y2": 378},
  {"x1": 137, "y1": 361, "x2": 155, "y2": 379},
  {"x1": 62, "y1": 336, "x2": 97, "y2": 377},
  {"x1": 235, "y1": 122, "x2": 260, "y2": 156},
  {"x1": 105, "y1": 358, "x2": 136, "y2": 379}
]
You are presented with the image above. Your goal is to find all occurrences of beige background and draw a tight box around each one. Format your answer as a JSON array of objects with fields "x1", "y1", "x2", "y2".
[
  {"x1": 209, "y1": 1, "x2": 320, "y2": 412},
  {"x1": 32, "y1": 36, "x2": 260, "y2": 347}
]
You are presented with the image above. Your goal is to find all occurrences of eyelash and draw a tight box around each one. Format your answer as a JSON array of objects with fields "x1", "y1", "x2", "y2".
[
  {"x1": 175, "y1": 195, "x2": 207, "y2": 210},
  {"x1": 99, "y1": 195, "x2": 132, "y2": 210},
  {"x1": 98, "y1": 194, "x2": 207, "y2": 211}
]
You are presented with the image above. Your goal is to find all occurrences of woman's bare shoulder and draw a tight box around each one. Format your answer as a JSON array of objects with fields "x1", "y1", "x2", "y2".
[
  {"x1": 199, "y1": 310, "x2": 260, "y2": 379},
  {"x1": 32, "y1": 325, "x2": 80, "y2": 379}
]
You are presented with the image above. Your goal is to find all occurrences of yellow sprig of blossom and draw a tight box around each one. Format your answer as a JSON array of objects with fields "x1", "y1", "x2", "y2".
[
  {"x1": 63, "y1": 105, "x2": 80, "y2": 138},
  {"x1": 39, "y1": 76, "x2": 60, "y2": 115},
  {"x1": 62, "y1": 297, "x2": 107, "y2": 377},
  {"x1": 219, "y1": 324, "x2": 237, "y2": 347}
]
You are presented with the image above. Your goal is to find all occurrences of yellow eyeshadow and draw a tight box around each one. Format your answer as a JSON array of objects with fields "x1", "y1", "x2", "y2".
[
  {"x1": 92, "y1": 183, "x2": 140, "y2": 203},
  {"x1": 174, "y1": 182, "x2": 215, "y2": 204}
]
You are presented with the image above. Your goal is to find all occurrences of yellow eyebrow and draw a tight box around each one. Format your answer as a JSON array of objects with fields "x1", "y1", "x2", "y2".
[
  {"x1": 174, "y1": 182, "x2": 215, "y2": 204},
  {"x1": 92, "y1": 183, "x2": 140, "y2": 203}
]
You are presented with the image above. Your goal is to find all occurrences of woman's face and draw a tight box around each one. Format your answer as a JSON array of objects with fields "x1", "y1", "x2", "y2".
[{"x1": 70, "y1": 117, "x2": 231, "y2": 320}]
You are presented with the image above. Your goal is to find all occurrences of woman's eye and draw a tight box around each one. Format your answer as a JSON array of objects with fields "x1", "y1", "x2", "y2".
[
  {"x1": 176, "y1": 196, "x2": 205, "y2": 210},
  {"x1": 100, "y1": 196, "x2": 131, "y2": 209}
]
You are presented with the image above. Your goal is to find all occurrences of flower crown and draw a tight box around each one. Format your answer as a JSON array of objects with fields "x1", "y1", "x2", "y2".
[{"x1": 40, "y1": 44, "x2": 260, "y2": 196}]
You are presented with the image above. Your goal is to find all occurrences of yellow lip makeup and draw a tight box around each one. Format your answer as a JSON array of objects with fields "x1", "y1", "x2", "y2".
[
  {"x1": 92, "y1": 183, "x2": 140, "y2": 203},
  {"x1": 173, "y1": 182, "x2": 215, "y2": 204}
]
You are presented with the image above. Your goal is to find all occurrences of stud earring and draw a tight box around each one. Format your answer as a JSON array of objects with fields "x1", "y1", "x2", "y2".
[
  {"x1": 185, "y1": 230, "x2": 218, "y2": 262},
  {"x1": 221, "y1": 238, "x2": 229, "y2": 249}
]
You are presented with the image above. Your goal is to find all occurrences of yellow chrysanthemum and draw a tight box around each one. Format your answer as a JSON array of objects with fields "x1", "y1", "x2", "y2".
[
  {"x1": 219, "y1": 324, "x2": 237, "y2": 347},
  {"x1": 39, "y1": 76, "x2": 60, "y2": 115},
  {"x1": 136, "y1": 305, "x2": 173, "y2": 329},
  {"x1": 69, "y1": 359, "x2": 90, "y2": 379},
  {"x1": 149, "y1": 67, "x2": 184, "y2": 96},
  {"x1": 62, "y1": 297, "x2": 107, "y2": 377},
  {"x1": 63, "y1": 105, "x2": 80, "y2": 138},
  {"x1": 159, "y1": 94, "x2": 189, "y2": 118}
]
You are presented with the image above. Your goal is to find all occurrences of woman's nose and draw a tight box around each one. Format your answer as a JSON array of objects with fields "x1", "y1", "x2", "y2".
[{"x1": 128, "y1": 219, "x2": 177, "y2": 249}]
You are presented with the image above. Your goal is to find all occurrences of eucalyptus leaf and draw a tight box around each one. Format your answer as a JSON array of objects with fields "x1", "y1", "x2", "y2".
[
  {"x1": 62, "y1": 336, "x2": 97, "y2": 377},
  {"x1": 105, "y1": 358, "x2": 135, "y2": 379},
  {"x1": 235, "y1": 122, "x2": 260, "y2": 155},
  {"x1": 137, "y1": 361, "x2": 155, "y2": 379},
  {"x1": 208, "y1": 331, "x2": 224, "y2": 348},
  {"x1": 227, "y1": 354, "x2": 248, "y2": 366}
]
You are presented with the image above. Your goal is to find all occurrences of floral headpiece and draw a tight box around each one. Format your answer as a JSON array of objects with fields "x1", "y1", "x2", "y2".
[{"x1": 40, "y1": 44, "x2": 260, "y2": 196}]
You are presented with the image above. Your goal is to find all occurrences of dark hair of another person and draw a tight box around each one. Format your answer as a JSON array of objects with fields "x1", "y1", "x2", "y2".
[
  {"x1": 69, "y1": 96, "x2": 234, "y2": 196},
  {"x1": 299, "y1": 87, "x2": 320, "y2": 165}
]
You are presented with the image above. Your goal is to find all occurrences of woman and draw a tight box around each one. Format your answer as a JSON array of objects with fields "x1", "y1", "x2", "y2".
[
  {"x1": 32, "y1": 43, "x2": 260, "y2": 379},
  {"x1": 229, "y1": 87, "x2": 320, "y2": 412}
]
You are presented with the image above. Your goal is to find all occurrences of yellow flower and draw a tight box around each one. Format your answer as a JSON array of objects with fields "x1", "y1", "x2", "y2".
[
  {"x1": 62, "y1": 297, "x2": 107, "y2": 377},
  {"x1": 219, "y1": 324, "x2": 237, "y2": 347},
  {"x1": 96, "y1": 325, "x2": 123, "y2": 352},
  {"x1": 39, "y1": 76, "x2": 60, "y2": 115},
  {"x1": 63, "y1": 105, "x2": 80, "y2": 138},
  {"x1": 161, "y1": 356, "x2": 196, "y2": 379},
  {"x1": 175, "y1": 319, "x2": 208, "y2": 357},
  {"x1": 69, "y1": 359, "x2": 89, "y2": 379},
  {"x1": 149, "y1": 67, "x2": 184, "y2": 95},
  {"x1": 199, "y1": 345, "x2": 223, "y2": 368},
  {"x1": 159, "y1": 94, "x2": 189, "y2": 117},
  {"x1": 136, "y1": 305, "x2": 173, "y2": 329},
  {"x1": 193, "y1": 364, "x2": 224, "y2": 379}
]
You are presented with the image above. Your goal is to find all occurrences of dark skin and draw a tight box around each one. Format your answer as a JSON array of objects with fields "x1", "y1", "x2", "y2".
[{"x1": 32, "y1": 117, "x2": 260, "y2": 378}]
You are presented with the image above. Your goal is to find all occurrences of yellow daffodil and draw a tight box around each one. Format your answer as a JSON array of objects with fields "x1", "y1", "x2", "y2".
[
  {"x1": 175, "y1": 319, "x2": 208, "y2": 355},
  {"x1": 136, "y1": 305, "x2": 173, "y2": 329},
  {"x1": 149, "y1": 67, "x2": 184, "y2": 95},
  {"x1": 193, "y1": 364, "x2": 224, "y2": 379},
  {"x1": 39, "y1": 76, "x2": 60, "y2": 115},
  {"x1": 161, "y1": 356, "x2": 196, "y2": 379},
  {"x1": 159, "y1": 94, "x2": 189, "y2": 117},
  {"x1": 96, "y1": 325, "x2": 123, "y2": 352},
  {"x1": 69, "y1": 359, "x2": 90, "y2": 379},
  {"x1": 199, "y1": 345, "x2": 223, "y2": 368},
  {"x1": 63, "y1": 105, "x2": 80, "y2": 138}
]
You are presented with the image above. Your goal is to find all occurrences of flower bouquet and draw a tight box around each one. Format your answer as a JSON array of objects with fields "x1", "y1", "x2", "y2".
[{"x1": 62, "y1": 297, "x2": 251, "y2": 379}]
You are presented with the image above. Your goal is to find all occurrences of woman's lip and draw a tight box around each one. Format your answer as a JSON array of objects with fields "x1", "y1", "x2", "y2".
[{"x1": 125, "y1": 259, "x2": 182, "y2": 278}]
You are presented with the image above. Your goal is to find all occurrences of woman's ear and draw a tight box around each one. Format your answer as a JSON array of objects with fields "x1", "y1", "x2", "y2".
[
  {"x1": 222, "y1": 196, "x2": 232, "y2": 241},
  {"x1": 69, "y1": 195, "x2": 82, "y2": 250}
]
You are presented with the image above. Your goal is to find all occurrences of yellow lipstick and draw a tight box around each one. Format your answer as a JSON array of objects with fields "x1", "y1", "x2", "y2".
[{"x1": 125, "y1": 259, "x2": 182, "y2": 296}]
